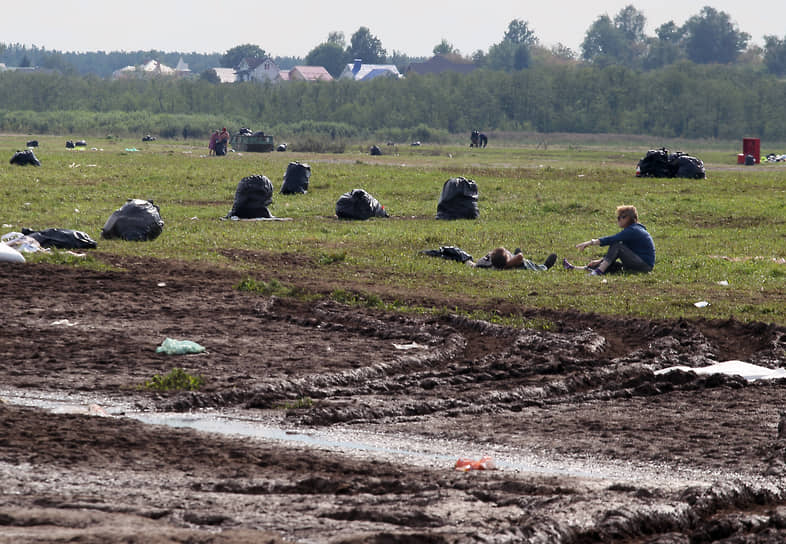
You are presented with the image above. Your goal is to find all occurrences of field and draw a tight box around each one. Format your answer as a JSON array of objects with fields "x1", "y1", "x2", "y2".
[{"x1": 2, "y1": 134, "x2": 786, "y2": 543}]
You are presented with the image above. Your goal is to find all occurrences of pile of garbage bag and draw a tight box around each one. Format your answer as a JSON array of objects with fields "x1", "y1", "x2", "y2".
[
  {"x1": 227, "y1": 175, "x2": 274, "y2": 219},
  {"x1": 335, "y1": 189, "x2": 388, "y2": 220},
  {"x1": 102, "y1": 199, "x2": 164, "y2": 241},
  {"x1": 636, "y1": 148, "x2": 706, "y2": 179}
]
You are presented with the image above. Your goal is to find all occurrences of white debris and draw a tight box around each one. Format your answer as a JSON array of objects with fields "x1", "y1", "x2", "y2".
[{"x1": 655, "y1": 360, "x2": 786, "y2": 382}]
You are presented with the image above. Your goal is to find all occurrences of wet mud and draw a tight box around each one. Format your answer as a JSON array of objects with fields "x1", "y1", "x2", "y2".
[{"x1": 2, "y1": 259, "x2": 786, "y2": 543}]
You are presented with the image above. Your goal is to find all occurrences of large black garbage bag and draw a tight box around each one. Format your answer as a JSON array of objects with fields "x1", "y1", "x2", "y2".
[
  {"x1": 420, "y1": 246, "x2": 473, "y2": 263},
  {"x1": 369, "y1": 145, "x2": 382, "y2": 156},
  {"x1": 26, "y1": 140, "x2": 38, "y2": 147},
  {"x1": 227, "y1": 175, "x2": 274, "y2": 218},
  {"x1": 436, "y1": 176, "x2": 479, "y2": 220},
  {"x1": 21, "y1": 227, "x2": 97, "y2": 249},
  {"x1": 215, "y1": 140, "x2": 227, "y2": 156},
  {"x1": 675, "y1": 155, "x2": 706, "y2": 179},
  {"x1": 335, "y1": 189, "x2": 388, "y2": 220},
  {"x1": 101, "y1": 199, "x2": 164, "y2": 241},
  {"x1": 280, "y1": 162, "x2": 311, "y2": 194},
  {"x1": 10, "y1": 149, "x2": 41, "y2": 166}
]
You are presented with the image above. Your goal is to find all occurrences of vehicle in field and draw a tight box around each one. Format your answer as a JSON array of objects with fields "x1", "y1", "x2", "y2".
[{"x1": 230, "y1": 130, "x2": 274, "y2": 152}]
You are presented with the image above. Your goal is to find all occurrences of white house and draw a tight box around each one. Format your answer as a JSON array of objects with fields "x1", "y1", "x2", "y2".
[
  {"x1": 236, "y1": 57, "x2": 280, "y2": 83},
  {"x1": 339, "y1": 59, "x2": 401, "y2": 81},
  {"x1": 112, "y1": 59, "x2": 176, "y2": 80}
]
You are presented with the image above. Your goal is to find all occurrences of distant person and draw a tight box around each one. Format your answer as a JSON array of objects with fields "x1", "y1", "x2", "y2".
[
  {"x1": 472, "y1": 247, "x2": 557, "y2": 271},
  {"x1": 564, "y1": 205, "x2": 655, "y2": 275},
  {"x1": 208, "y1": 129, "x2": 218, "y2": 156},
  {"x1": 215, "y1": 127, "x2": 230, "y2": 156}
]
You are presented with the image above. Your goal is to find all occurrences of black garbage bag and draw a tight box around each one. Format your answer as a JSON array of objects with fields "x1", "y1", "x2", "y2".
[
  {"x1": 101, "y1": 199, "x2": 164, "y2": 241},
  {"x1": 21, "y1": 227, "x2": 97, "y2": 249},
  {"x1": 75, "y1": 140, "x2": 87, "y2": 147},
  {"x1": 744, "y1": 154, "x2": 755, "y2": 166},
  {"x1": 675, "y1": 155, "x2": 706, "y2": 179},
  {"x1": 420, "y1": 246, "x2": 473, "y2": 263},
  {"x1": 335, "y1": 189, "x2": 388, "y2": 220},
  {"x1": 65, "y1": 140, "x2": 75, "y2": 149},
  {"x1": 142, "y1": 135, "x2": 156, "y2": 142},
  {"x1": 215, "y1": 140, "x2": 227, "y2": 156},
  {"x1": 26, "y1": 140, "x2": 38, "y2": 147},
  {"x1": 369, "y1": 145, "x2": 382, "y2": 156},
  {"x1": 436, "y1": 177, "x2": 479, "y2": 220},
  {"x1": 10, "y1": 149, "x2": 41, "y2": 166},
  {"x1": 280, "y1": 162, "x2": 311, "y2": 194},
  {"x1": 238, "y1": 127, "x2": 253, "y2": 136},
  {"x1": 227, "y1": 175, "x2": 274, "y2": 218},
  {"x1": 277, "y1": 143, "x2": 287, "y2": 152},
  {"x1": 636, "y1": 148, "x2": 672, "y2": 177}
]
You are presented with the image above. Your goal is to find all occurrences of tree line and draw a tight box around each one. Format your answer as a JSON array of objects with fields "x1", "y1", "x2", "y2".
[
  {"x1": 1, "y1": 60, "x2": 784, "y2": 141},
  {"x1": 3, "y1": 5, "x2": 786, "y2": 78}
]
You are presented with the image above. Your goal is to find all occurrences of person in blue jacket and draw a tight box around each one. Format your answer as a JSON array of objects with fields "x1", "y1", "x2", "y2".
[{"x1": 563, "y1": 205, "x2": 655, "y2": 276}]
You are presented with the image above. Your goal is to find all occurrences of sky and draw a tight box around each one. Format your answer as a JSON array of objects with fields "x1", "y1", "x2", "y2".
[{"x1": 2, "y1": 1, "x2": 784, "y2": 59}]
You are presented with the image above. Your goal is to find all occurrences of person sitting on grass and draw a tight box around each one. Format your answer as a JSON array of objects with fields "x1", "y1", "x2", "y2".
[
  {"x1": 473, "y1": 247, "x2": 557, "y2": 270},
  {"x1": 563, "y1": 205, "x2": 655, "y2": 276}
]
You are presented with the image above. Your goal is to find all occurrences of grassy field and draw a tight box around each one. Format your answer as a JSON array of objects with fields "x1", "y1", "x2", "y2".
[{"x1": 2, "y1": 133, "x2": 785, "y2": 325}]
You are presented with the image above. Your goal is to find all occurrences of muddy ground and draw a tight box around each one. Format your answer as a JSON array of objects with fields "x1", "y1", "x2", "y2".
[{"x1": 3, "y1": 256, "x2": 786, "y2": 543}]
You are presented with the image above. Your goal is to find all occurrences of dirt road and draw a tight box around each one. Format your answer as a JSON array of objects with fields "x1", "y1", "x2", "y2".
[{"x1": 2, "y1": 258, "x2": 786, "y2": 543}]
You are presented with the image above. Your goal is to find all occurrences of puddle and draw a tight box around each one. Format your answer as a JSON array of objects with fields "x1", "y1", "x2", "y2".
[{"x1": 0, "y1": 388, "x2": 732, "y2": 486}]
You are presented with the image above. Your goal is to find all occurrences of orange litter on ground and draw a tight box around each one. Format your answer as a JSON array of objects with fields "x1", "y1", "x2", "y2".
[{"x1": 454, "y1": 456, "x2": 496, "y2": 471}]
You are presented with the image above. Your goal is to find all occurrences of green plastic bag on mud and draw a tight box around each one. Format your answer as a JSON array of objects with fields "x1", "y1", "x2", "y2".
[{"x1": 156, "y1": 338, "x2": 206, "y2": 355}]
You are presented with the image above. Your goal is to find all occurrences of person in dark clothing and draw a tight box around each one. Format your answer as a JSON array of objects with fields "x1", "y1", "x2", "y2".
[{"x1": 564, "y1": 205, "x2": 655, "y2": 276}]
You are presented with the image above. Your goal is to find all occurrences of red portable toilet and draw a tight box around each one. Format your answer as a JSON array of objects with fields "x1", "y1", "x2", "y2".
[{"x1": 742, "y1": 138, "x2": 760, "y2": 164}]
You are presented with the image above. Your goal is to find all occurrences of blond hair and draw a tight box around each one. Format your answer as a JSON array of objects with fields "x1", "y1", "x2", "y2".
[{"x1": 616, "y1": 205, "x2": 638, "y2": 222}]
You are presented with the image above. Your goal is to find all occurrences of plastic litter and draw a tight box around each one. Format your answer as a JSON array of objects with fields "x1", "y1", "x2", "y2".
[
  {"x1": 335, "y1": 189, "x2": 388, "y2": 220},
  {"x1": 21, "y1": 227, "x2": 97, "y2": 249},
  {"x1": 454, "y1": 457, "x2": 496, "y2": 471},
  {"x1": 280, "y1": 162, "x2": 311, "y2": 194},
  {"x1": 420, "y1": 246, "x2": 473, "y2": 263},
  {"x1": 0, "y1": 242, "x2": 25, "y2": 263},
  {"x1": 156, "y1": 338, "x2": 206, "y2": 355},
  {"x1": 694, "y1": 301, "x2": 709, "y2": 308},
  {"x1": 655, "y1": 361, "x2": 786, "y2": 382}
]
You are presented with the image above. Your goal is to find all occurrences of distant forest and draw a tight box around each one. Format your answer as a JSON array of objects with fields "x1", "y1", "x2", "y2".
[{"x1": 2, "y1": 5, "x2": 786, "y2": 142}]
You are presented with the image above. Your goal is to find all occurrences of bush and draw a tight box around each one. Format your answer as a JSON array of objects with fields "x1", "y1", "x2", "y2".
[{"x1": 143, "y1": 368, "x2": 205, "y2": 391}]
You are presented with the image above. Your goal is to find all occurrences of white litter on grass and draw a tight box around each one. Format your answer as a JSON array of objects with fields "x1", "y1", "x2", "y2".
[
  {"x1": 51, "y1": 319, "x2": 76, "y2": 327},
  {"x1": 655, "y1": 360, "x2": 786, "y2": 382},
  {"x1": 717, "y1": 280, "x2": 729, "y2": 286},
  {"x1": 694, "y1": 301, "x2": 709, "y2": 308},
  {"x1": 157, "y1": 282, "x2": 166, "y2": 287},
  {"x1": 392, "y1": 342, "x2": 428, "y2": 350}
]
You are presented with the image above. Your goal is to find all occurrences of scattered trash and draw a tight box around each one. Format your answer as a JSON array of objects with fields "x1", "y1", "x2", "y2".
[
  {"x1": 454, "y1": 457, "x2": 496, "y2": 471},
  {"x1": 0, "y1": 242, "x2": 25, "y2": 263},
  {"x1": 124, "y1": 147, "x2": 139, "y2": 152},
  {"x1": 87, "y1": 403, "x2": 109, "y2": 416},
  {"x1": 717, "y1": 280, "x2": 729, "y2": 286},
  {"x1": 157, "y1": 282, "x2": 166, "y2": 287},
  {"x1": 2, "y1": 233, "x2": 44, "y2": 253},
  {"x1": 51, "y1": 319, "x2": 77, "y2": 327},
  {"x1": 392, "y1": 342, "x2": 428, "y2": 350},
  {"x1": 655, "y1": 361, "x2": 786, "y2": 382},
  {"x1": 21, "y1": 227, "x2": 97, "y2": 249},
  {"x1": 694, "y1": 301, "x2": 709, "y2": 308},
  {"x1": 156, "y1": 338, "x2": 206, "y2": 355}
]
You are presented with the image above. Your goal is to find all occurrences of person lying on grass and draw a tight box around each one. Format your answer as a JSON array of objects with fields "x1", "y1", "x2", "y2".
[
  {"x1": 564, "y1": 205, "x2": 655, "y2": 276},
  {"x1": 472, "y1": 247, "x2": 557, "y2": 271}
]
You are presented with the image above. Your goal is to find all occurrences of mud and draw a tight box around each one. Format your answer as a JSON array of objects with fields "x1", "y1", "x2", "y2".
[{"x1": 3, "y1": 258, "x2": 786, "y2": 543}]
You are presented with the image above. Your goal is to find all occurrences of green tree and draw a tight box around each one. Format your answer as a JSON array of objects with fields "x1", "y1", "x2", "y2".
[
  {"x1": 433, "y1": 39, "x2": 458, "y2": 56},
  {"x1": 347, "y1": 27, "x2": 386, "y2": 64},
  {"x1": 763, "y1": 35, "x2": 786, "y2": 76},
  {"x1": 643, "y1": 21, "x2": 685, "y2": 69},
  {"x1": 327, "y1": 31, "x2": 346, "y2": 47},
  {"x1": 581, "y1": 15, "x2": 628, "y2": 65},
  {"x1": 306, "y1": 42, "x2": 347, "y2": 78},
  {"x1": 682, "y1": 7, "x2": 749, "y2": 64},
  {"x1": 200, "y1": 68, "x2": 221, "y2": 83},
  {"x1": 613, "y1": 5, "x2": 645, "y2": 42},
  {"x1": 504, "y1": 19, "x2": 538, "y2": 45},
  {"x1": 221, "y1": 44, "x2": 266, "y2": 69}
]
